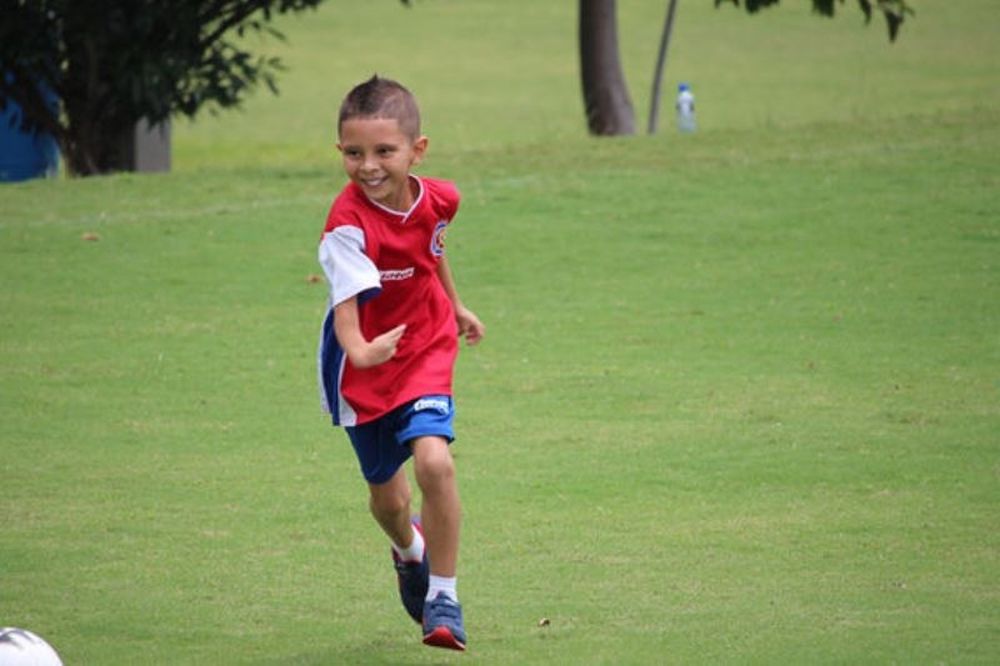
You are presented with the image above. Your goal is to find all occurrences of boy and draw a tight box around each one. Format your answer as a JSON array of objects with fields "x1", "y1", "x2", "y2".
[{"x1": 317, "y1": 75, "x2": 484, "y2": 651}]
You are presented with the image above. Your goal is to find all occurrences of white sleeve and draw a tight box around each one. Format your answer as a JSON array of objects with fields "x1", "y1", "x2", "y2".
[{"x1": 318, "y1": 225, "x2": 381, "y2": 307}]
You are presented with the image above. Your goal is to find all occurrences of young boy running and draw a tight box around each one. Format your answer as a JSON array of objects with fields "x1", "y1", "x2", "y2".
[{"x1": 317, "y1": 75, "x2": 484, "y2": 651}]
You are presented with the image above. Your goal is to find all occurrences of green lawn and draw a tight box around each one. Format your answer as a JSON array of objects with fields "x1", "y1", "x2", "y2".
[{"x1": 2, "y1": 1, "x2": 998, "y2": 663}]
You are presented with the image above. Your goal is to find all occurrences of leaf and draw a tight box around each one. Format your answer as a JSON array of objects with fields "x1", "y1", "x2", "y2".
[
  {"x1": 812, "y1": 0, "x2": 836, "y2": 18},
  {"x1": 885, "y1": 10, "x2": 903, "y2": 41},
  {"x1": 858, "y1": 0, "x2": 873, "y2": 23}
]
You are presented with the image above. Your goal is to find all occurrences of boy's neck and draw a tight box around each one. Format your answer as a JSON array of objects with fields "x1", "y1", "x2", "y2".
[
  {"x1": 396, "y1": 174, "x2": 419, "y2": 211},
  {"x1": 363, "y1": 174, "x2": 423, "y2": 217}
]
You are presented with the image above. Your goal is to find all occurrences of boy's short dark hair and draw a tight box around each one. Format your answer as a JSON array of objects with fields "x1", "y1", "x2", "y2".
[{"x1": 338, "y1": 75, "x2": 421, "y2": 140}]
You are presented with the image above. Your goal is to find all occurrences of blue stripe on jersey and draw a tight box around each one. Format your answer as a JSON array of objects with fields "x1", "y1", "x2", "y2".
[
  {"x1": 319, "y1": 308, "x2": 346, "y2": 425},
  {"x1": 357, "y1": 286, "x2": 381, "y2": 306},
  {"x1": 318, "y1": 288, "x2": 380, "y2": 426}
]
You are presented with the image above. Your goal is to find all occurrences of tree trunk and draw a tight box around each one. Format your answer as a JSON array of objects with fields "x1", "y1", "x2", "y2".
[
  {"x1": 579, "y1": 0, "x2": 635, "y2": 136},
  {"x1": 648, "y1": 0, "x2": 680, "y2": 134},
  {"x1": 61, "y1": 106, "x2": 134, "y2": 176},
  {"x1": 59, "y1": 30, "x2": 135, "y2": 176}
]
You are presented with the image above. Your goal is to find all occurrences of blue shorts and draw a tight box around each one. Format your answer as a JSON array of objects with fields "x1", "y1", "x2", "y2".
[{"x1": 345, "y1": 395, "x2": 455, "y2": 484}]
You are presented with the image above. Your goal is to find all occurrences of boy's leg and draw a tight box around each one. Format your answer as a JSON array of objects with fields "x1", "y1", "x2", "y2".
[
  {"x1": 411, "y1": 435, "x2": 466, "y2": 650},
  {"x1": 368, "y1": 468, "x2": 415, "y2": 549},
  {"x1": 369, "y1": 468, "x2": 429, "y2": 624},
  {"x1": 410, "y1": 436, "x2": 461, "y2": 577}
]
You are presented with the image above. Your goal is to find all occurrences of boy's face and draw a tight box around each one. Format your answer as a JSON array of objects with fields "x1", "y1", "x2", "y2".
[{"x1": 337, "y1": 117, "x2": 428, "y2": 212}]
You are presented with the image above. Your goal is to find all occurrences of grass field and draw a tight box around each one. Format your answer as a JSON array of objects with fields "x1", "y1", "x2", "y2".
[{"x1": 2, "y1": 1, "x2": 999, "y2": 663}]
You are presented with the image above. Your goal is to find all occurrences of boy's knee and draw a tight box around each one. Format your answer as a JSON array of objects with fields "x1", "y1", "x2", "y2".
[
  {"x1": 369, "y1": 482, "x2": 411, "y2": 516},
  {"x1": 412, "y1": 439, "x2": 455, "y2": 487}
]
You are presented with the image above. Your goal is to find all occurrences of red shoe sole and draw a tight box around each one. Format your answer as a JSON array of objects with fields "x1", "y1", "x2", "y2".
[{"x1": 423, "y1": 626, "x2": 466, "y2": 651}]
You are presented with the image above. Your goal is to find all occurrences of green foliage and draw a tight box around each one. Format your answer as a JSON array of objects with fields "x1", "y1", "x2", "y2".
[
  {"x1": 716, "y1": 0, "x2": 915, "y2": 40},
  {"x1": 0, "y1": 0, "x2": 323, "y2": 174}
]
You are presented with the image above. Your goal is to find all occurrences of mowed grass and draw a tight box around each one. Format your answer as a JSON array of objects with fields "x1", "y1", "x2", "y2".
[{"x1": 2, "y1": 1, "x2": 999, "y2": 664}]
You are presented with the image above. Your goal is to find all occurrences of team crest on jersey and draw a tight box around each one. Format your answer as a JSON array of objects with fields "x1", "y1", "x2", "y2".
[{"x1": 430, "y1": 220, "x2": 448, "y2": 257}]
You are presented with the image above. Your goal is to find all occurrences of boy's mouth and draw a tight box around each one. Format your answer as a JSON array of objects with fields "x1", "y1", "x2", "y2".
[{"x1": 361, "y1": 176, "x2": 387, "y2": 189}]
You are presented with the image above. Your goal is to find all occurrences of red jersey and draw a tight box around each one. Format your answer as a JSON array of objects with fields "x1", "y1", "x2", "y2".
[{"x1": 317, "y1": 176, "x2": 460, "y2": 426}]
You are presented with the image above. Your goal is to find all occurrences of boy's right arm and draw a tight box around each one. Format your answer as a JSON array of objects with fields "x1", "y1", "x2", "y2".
[{"x1": 333, "y1": 296, "x2": 406, "y2": 369}]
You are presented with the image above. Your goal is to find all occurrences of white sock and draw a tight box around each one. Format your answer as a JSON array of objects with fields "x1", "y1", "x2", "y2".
[
  {"x1": 427, "y1": 575, "x2": 458, "y2": 603},
  {"x1": 391, "y1": 526, "x2": 425, "y2": 563}
]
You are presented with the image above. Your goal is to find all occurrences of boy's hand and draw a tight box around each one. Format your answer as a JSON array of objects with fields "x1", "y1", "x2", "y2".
[
  {"x1": 455, "y1": 306, "x2": 485, "y2": 346},
  {"x1": 354, "y1": 324, "x2": 407, "y2": 368}
]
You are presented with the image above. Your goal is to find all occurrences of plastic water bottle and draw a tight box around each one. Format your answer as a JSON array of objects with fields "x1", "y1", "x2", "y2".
[{"x1": 676, "y1": 83, "x2": 696, "y2": 133}]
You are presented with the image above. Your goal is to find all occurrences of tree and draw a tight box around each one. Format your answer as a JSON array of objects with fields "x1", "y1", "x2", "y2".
[
  {"x1": 582, "y1": 0, "x2": 916, "y2": 137},
  {"x1": 0, "y1": 0, "x2": 325, "y2": 176},
  {"x1": 579, "y1": 0, "x2": 636, "y2": 136}
]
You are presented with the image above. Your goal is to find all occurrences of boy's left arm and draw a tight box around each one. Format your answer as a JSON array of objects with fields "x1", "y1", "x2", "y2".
[{"x1": 437, "y1": 256, "x2": 485, "y2": 346}]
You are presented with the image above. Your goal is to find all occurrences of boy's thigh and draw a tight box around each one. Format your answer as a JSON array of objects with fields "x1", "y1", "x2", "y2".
[{"x1": 346, "y1": 395, "x2": 455, "y2": 484}]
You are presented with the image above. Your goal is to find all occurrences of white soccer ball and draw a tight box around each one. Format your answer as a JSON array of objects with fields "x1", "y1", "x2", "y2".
[{"x1": 0, "y1": 628, "x2": 63, "y2": 666}]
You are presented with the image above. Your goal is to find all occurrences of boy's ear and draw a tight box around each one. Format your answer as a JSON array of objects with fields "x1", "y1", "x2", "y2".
[{"x1": 412, "y1": 135, "x2": 429, "y2": 165}]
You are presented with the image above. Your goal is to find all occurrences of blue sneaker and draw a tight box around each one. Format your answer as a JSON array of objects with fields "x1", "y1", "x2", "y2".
[
  {"x1": 392, "y1": 518, "x2": 428, "y2": 623},
  {"x1": 422, "y1": 592, "x2": 467, "y2": 651}
]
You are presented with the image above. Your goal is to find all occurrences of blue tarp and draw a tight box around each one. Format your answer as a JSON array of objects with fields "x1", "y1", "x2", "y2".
[{"x1": 1, "y1": 75, "x2": 59, "y2": 182}]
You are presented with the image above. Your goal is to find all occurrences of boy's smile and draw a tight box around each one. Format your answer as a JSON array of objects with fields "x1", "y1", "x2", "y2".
[{"x1": 338, "y1": 118, "x2": 428, "y2": 212}]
